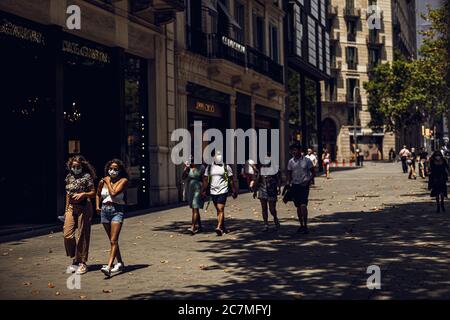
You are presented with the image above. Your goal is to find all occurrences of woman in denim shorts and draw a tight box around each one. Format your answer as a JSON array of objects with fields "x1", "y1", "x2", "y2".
[{"x1": 96, "y1": 159, "x2": 129, "y2": 277}]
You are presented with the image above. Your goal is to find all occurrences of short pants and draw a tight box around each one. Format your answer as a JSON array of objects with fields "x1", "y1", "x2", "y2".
[
  {"x1": 211, "y1": 193, "x2": 228, "y2": 206},
  {"x1": 101, "y1": 203, "x2": 125, "y2": 224},
  {"x1": 291, "y1": 184, "x2": 310, "y2": 207}
]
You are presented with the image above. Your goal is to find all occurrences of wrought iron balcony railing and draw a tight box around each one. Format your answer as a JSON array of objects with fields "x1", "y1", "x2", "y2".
[
  {"x1": 366, "y1": 33, "x2": 385, "y2": 47},
  {"x1": 247, "y1": 46, "x2": 284, "y2": 84},
  {"x1": 327, "y1": 5, "x2": 338, "y2": 19},
  {"x1": 344, "y1": 7, "x2": 361, "y2": 19}
]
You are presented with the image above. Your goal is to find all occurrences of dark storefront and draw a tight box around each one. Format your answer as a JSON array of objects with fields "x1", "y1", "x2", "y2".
[
  {"x1": 186, "y1": 82, "x2": 230, "y2": 160},
  {"x1": 236, "y1": 92, "x2": 252, "y2": 189},
  {"x1": 255, "y1": 105, "x2": 280, "y2": 159},
  {"x1": 0, "y1": 11, "x2": 150, "y2": 225}
]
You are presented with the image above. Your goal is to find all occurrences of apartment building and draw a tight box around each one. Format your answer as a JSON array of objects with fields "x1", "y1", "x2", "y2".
[
  {"x1": 322, "y1": 0, "x2": 416, "y2": 162},
  {"x1": 0, "y1": 0, "x2": 184, "y2": 224},
  {"x1": 175, "y1": 0, "x2": 286, "y2": 190}
]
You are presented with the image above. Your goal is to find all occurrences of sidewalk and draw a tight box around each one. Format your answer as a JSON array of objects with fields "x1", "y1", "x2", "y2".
[{"x1": 1, "y1": 162, "x2": 449, "y2": 299}]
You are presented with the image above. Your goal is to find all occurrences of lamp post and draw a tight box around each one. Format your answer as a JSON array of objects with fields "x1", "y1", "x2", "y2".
[{"x1": 353, "y1": 86, "x2": 360, "y2": 149}]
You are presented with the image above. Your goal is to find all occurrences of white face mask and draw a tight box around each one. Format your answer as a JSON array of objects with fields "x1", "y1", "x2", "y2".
[
  {"x1": 214, "y1": 154, "x2": 223, "y2": 164},
  {"x1": 109, "y1": 169, "x2": 119, "y2": 177},
  {"x1": 71, "y1": 167, "x2": 82, "y2": 175}
]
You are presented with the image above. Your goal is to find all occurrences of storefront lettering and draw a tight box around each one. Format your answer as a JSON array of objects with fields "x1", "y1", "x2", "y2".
[
  {"x1": 195, "y1": 101, "x2": 216, "y2": 113},
  {"x1": 221, "y1": 36, "x2": 245, "y2": 54},
  {"x1": 62, "y1": 40, "x2": 110, "y2": 63},
  {"x1": 0, "y1": 20, "x2": 44, "y2": 44}
]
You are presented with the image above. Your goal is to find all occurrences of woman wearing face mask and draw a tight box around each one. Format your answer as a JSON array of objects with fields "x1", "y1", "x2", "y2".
[
  {"x1": 64, "y1": 155, "x2": 96, "y2": 275},
  {"x1": 96, "y1": 159, "x2": 129, "y2": 277},
  {"x1": 428, "y1": 151, "x2": 449, "y2": 213},
  {"x1": 182, "y1": 157, "x2": 205, "y2": 235},
  {"x1": 252, "y1": 158, "x2": 281, "y2": 232}
]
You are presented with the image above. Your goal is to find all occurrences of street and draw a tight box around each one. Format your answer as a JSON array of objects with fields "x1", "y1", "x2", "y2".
[{"x1": 1, "y1": 162, "x2": 449, "y2": 300}]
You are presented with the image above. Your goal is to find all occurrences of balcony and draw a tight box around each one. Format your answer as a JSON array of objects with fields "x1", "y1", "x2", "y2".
[
  {"x1": 130, "y1": 0, "x2": 184, "y2": 25},
  {"x1": 330, "y1": 32, "x2": 340, "y2": 45},
  {"x1": 247, "y1": 46, "x2": 284, "y2": 84},
  {"x1": 347, "y1": 61, "x2": 358, "y2": 70},
  {"x1": 331, "y1": 60, "x2": 342, "y2": 74},
  {"x1": 344, "y1": 7, "x2": 361, "y2": 20},
  {"x1": 366, "y1": 33, "x2": 385, "y2": 48},
  {"x1": 186, "y1": 27, "x2": 283, "y2": 84},
  {"x1": 327, "y1": 5, "x2": 338, "y2": 19}
]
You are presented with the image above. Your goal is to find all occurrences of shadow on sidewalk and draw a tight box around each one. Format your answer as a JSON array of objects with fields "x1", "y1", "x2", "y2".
[{"x1": 125, "y1": 200, "x2": 450, "y2": 300}]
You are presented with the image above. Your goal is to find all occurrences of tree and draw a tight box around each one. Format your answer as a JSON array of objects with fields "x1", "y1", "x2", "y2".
[{"x1": 364, "y1": 3, "x2": 450, "y2": 135}]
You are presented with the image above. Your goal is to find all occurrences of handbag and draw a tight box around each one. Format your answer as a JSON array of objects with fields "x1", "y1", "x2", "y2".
[{"x1": 282, "y1": 185, "x2": 292, "y2": 204}]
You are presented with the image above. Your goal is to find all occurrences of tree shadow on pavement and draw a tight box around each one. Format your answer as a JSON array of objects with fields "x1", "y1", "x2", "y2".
[{"x1": 126, "y1": 200, "x2": 450, "y2": 300}]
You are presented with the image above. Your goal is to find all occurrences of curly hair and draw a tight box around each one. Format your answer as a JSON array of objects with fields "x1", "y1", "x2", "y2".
[
  {"x1": 104, "y1": 158, "x2": 129, "y2": 180},
  {"x1": 66, "y1": 155, "x2": 97, "y2": 179}
]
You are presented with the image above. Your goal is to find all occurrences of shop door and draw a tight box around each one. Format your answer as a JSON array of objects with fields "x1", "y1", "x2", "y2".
[
  {"x1": 64, "y1": 62, "x2": 119, "y2": 182},
  {"x1": 0, "y1": 45, "x2": 55, "y2": 224}
]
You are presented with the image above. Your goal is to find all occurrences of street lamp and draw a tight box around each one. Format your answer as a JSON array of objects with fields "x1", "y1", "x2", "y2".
[{"x1": 353, "y1": 86, "x2": 360, "y2": 149}]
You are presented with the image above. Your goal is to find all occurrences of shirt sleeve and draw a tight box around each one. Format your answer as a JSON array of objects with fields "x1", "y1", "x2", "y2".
[
  {"x1": 203, "y1": 165, "x2": 209, "y2": 177},
  {"x1": 287, "y1": 160, "x2": 292, "y2": 171},
  {"x1": 227, "y1": 165, "x2": 233, "y2": 176}
]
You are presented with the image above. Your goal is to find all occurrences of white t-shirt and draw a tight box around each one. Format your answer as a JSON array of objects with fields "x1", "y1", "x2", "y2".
[
  {"x1": 287, "y1": 156, "x2": 313, "y2": 185},
  {"x1": 204, "y1": 164, "x2": 233, "y2": 195},
  {"x1": 305, "y1": 154, "x2": 318, "y2": 167}
]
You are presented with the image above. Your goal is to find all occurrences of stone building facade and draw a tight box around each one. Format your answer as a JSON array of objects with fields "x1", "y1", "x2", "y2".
[{"x1": 321, "y1": 0, "x2": 416, "y2": 162}]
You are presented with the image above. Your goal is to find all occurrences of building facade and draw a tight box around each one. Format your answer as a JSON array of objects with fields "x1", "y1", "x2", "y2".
[
  {"x1": 284, "y1": 0, "x2": 331, "y2": 164},
  {"x1": 0, "y1": 0, "x2": 184, "y2": 225},
  {"x1": 321, "y1": 0, "x2": 416, "y2": 162},
  {"x1": 175, "y1": 0, "x2": 287, "y2": 190}
]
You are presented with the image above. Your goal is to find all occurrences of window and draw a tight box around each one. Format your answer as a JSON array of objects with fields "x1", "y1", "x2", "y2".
[
  {"x1": 218, "y1": 0, "x2": 230, "y2": 36},
  {"x1": 253, "y1": 13, "x2": 265, "y2": 52},
  {"x1": 310, "y1": 0, "x2": 319, "y2": 19},
  {"x1": 269, "y1": 24, "x2": 279, "y2": 62},
  {"x1": 318, "y1": 26, "x2": 323, "y2": 70},
  {"x1": 347, "y1": 20, "x2": 356, "y2": 42},
  {"x1": 346, "y1": 46, "x2": 358, "y2": 70},
  {"x1": 293, "y1": 3, "x2": 303, "y2": 57},
  {"x1": 346, "y1": 0, "x2": 355, "y2": 8},
  {"x1": 325, "y1": 32, "x2": 331, "y2": 75},
  {"x1": 369, "y1": 48, "x2": 380, "y2": 65},
  {"x1": 308, "y1": 16, "x2": 317, "y2": 66},
  {"x1": 347, "y1": 78, "x2": 360, "y2": 102},
  {"x1": 234, "y1": 1, "x2": 245, "y2": 43}
]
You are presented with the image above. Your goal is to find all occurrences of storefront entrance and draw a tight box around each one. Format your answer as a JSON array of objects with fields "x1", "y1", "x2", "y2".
[{"x1": 0, "y1": 17, "x2": 55, "y2": 224}]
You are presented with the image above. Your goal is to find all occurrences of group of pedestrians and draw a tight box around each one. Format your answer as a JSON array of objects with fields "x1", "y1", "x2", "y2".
[
  {"x1": 398, "y1": 145, "x2": 449, "y2": 212},
  {"x1": 62, "y1": 155, "x2": 129, "y2": 277},
  {"x1": 182, "y1": 144, "x2": 317, "y2": 235}
]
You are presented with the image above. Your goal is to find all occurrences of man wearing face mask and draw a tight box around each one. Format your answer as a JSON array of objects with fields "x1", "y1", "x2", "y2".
[{"x1": 201, "y1": 151, "x2": 238, "y2": 236}]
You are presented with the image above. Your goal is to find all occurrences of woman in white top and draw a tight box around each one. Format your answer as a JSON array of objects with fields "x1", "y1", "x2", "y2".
[
  {"x1": 322, "y1": 148, "x2": 331, "y2": 179},
  {"x1": 96, "y1": 159, "x2": 129, "y2": 277}
]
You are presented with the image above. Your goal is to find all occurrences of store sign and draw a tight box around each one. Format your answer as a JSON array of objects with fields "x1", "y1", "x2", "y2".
[
  {"x1": 221, "y1": 36, "x2": 245, "y2": 54},
  {"x1": 0, "y1": 18, "x2": 45, "y2": 45},
  {"x1": 195, "y1": 101, "x2": 216, "y2": 114},
  {"x1": 62, "y1": 40, "x2": 110, "y2": 63}
]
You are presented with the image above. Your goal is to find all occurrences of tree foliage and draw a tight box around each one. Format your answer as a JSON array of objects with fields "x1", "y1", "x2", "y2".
[{"x1": 364, "y1": 2, "x2": 450, "y2": 133}]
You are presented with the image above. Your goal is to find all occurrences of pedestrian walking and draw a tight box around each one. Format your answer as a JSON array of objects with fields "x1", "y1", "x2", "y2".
[
  {"x1": 252, "y1": 158, "x2": 281, "y2": 232},
  {"x1": 97, "y1": 159, "x2": 129, "y2": 277},
  {"x1": 355, "y1": 148, "x2": 361, "y2": 166},
  {"x1": 418, "y1": 148, "x2": 428, "y2": 178},
  {"x1": 411, "y1": 147, "x2": 417, "y2": 171},
  {"x1": 389, "y1": 148, "x2": 396, "y2": 162},
  {"x1": 182, "y1": 157, "x2": 205, "y2": 235},
  {"x1": 305, "y1": 148, "x2": 318, "y2": 185},
  {"x1": 201, "y1": 152, "x2": 238, "y2": 236},
  {"x1": 322, "y1": 148, "x2": 331, "y2": 179},
  {"x1": 399, "y1": 145, "x2": 410, "y2": 173},
  {"x1": 428, "y1": 151, "x2": 449, "y2": 213},
  {"x1": 287, "y1": 144, "x2": 315, "y2": 234},
  {"x1": 407, "y1": 153, "x2": 417, "y2": 180},
  {"x1": 63, "y1": 155, "x2": 96, "y2": 275}
]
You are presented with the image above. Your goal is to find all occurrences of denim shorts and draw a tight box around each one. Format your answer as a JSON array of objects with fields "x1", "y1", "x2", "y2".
[{"x1": 100, "y1": 203, "x2": 125, "y2": 224}]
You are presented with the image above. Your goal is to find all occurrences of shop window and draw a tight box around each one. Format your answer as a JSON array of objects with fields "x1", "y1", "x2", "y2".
[{"x1": 124, "y1": 55, "x2": 149, "y2": 208}]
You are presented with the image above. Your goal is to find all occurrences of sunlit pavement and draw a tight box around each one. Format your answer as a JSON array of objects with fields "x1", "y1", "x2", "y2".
[{"x1": 1, "y1": 161, "x2": 449, "y2": 300}]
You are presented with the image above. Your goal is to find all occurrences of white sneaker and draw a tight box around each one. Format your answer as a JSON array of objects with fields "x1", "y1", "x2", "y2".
[
  {"x1": 75, "y1": 263, "x2": 88, "y2": 275},
  {"x1": 111, "y1": 262, "x2": 124, "y2": 273},
  {"x1": 101, "y1": 265, "x2": 111, "y2": 277},
  {"x1": 66, "y1": 264, "x2": 78, "y2": 274}
]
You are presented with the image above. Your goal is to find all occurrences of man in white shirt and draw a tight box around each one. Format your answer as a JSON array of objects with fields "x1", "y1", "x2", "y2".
[
  {"x1": 305, "y1": 148, "x2": 318, "y2": 185},
  {"x1": 286, "y1": 144, "x2": 315, "y2": 234},
  {"x1": 399, "y1": 145, "x2": 410, "y2": 173},
  {"x1": 201, "y1": 152, "x2": 237, "y2": 236}
]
